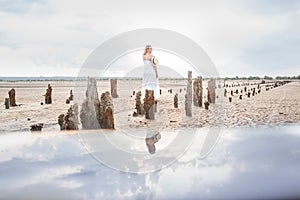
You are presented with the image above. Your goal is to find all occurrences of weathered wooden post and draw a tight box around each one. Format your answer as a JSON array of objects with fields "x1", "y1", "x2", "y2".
[
  {"x1": 204, "y1": 101, "x2": 209, "y2": 110},
  {"x1": 169, "y1": 89, "x2": 172, "y2": 94},
  {"x1": 244, "y1": 87, "x2": 247, "y2": 92},
  {"x1": 185, "y1": 71, "x2": 192, "y2": 116},
  {"x1": 30, "y1": 123, "x2": 43, "y2": 132},
  {"x1": 239, "y1": 95, "x2": 242, "y2": 100},
  {"x1": 4, "y1": 98, "x2": 9, "y2": 109},
  {"x1": 252, "y1": 88, "x2": 255, "y2": 96},
  {"x1": 58, "y1": 104, "x2": 79, "y2": 130},
  {"x1": 133, "y1": 91, "x2": 135, "y2": 96},
  {"x1": 207, "y1": 79, "x2": 216, "y2": 103},
  {"x1": 69, "y1": 90, "x2": 74, "y2": 101},
  {"x1": 160, "y1": 89, "x2": 162, "y2": 95},
  {"x1": 80, "y1": 78, "x2": 101, "y2": 129},
  {"x1": 248, "y1": 92, "x2": 251, "y2": 97},
  {"x1": 110, "y1": 79, "x2": 118, "y2": 98},
  {"x1": 193, "y1": 76, "x2": 203, "y2": 107},
  {"x1": 99, "y1": 91, "x2": 115, "y2": 129},
  {"x1": 224, "y1": 89, "x2": 227, "y2": 97},
  {"x1": 174, "y1": 93, "x2": 178, "y2": 108},
  {"x1": 231, "y1": 90, "x2": 234, "y2": 96},
  {"x1": 135, "y1": 91, "x2": 144, "y2": 115},
  {"x1": 229, "y1": 97, "x2": 232, "y2": 102},
  {"x1": 8, "y1": 88, "x2": 17, "y2": 106},
  {"x1": 45, "y1": 84, "x2": 52, "y2": 104},
  {"x1": 154, "y1": 100, "x2": 158, "y2": 112},
  {"x1": 144, "y1": 89, "x2": 155, "y2": 120}
]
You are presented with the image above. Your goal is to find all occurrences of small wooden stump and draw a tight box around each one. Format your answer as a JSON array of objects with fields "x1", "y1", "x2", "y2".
[
  {"x1": 160, "y1": 89, "x2": 162, "y2": 95},
  {"x1": 204, "y1": 101, "x2": 209, "y2": 110},
  {"x1": 110, "y1": 79, "x2": 118, "y2": 98},
  {"x1": 135, "y1": 91, "x2": 144, "y2": 115},
  {"x1": 174, "y1": 93, "x2": 178, "y2": 108},
  {"x1": 248, "y1": 92, "x2": 251, "y2": 98},
  {"x1": 231, "y1": 90, "x2": 234, "y2": 96},
  {"x1": 144, "y1": 89, "x2": 155, "y2": 120},
  {"x1": 69, "y1": 90, "x2": 74, "y2": 101},
  {"x1": 133, "y1": 91, "x2": 135, "y2": 96},
  {"x1": 244, "y1": 87, "x2": 247, "y2": 92},
  {"x1": 66, "y1": 99, "x2": 70, "y2": 104},
  {"x1": 224, "y1": 89, "x2": 227, "y2": 97},
  {"x1": 8, "y1": 88, "x2": 17, "y2": 106},
  {"x1": 45, "y1": 84, "x2": 52, "y2": 104},
  {"x1": 229, "y1": 97, "x2": 232, "y2": 102},
  {"x1": 4, "y1": 98, "x2": 9, "y2": 109},
  {"x1": 30, "y1": 123, "x2": 43, "y2": 132},
  {"x1": 169, "y1": 89, "x2": 172, "y2": 94},
  {"x1": 239, "y1": 95, "x2": 242, "y2": 100},
  {"x1": 252, "y1": 88, "x2": 255, "y2": 96}
]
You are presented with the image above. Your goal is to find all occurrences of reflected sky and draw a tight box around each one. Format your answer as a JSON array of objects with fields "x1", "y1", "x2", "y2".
[{"x1": 0, "y1": 125, "x2": 300, "y2": 199}]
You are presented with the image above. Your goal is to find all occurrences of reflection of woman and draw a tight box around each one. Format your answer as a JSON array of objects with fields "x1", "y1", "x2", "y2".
[{"x1": 142, "y1": 44, "x2": 160, "y2": 99}]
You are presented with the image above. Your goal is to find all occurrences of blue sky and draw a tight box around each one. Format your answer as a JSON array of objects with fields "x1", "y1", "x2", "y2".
[{"x1": 0, "y1": 0, "x2": 299, "y2": 77}]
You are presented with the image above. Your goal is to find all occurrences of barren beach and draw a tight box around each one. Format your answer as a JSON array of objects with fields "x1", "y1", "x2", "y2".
[{"x1": 0, "y1": 79, "x2": 299, "y2": 133}]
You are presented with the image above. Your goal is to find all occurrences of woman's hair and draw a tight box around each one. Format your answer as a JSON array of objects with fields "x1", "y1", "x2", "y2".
[{"x1": 143, "y1": 44, "x2": 152, "y2": 55}]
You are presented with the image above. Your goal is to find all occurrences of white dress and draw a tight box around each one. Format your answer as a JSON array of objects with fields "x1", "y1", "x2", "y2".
[{"x1": 142, "y1": 59, "x2": 160, "y2": 99}]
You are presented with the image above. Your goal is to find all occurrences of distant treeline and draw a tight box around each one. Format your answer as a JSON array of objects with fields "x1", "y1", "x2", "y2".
[{"x1": 224, "y1": 75, "x2": 300, "y2": 80}]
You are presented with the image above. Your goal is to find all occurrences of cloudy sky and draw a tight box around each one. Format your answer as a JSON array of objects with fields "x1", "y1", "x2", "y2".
[{"x1": 0, "y1": 0, "x2": 299, "y2": 77}]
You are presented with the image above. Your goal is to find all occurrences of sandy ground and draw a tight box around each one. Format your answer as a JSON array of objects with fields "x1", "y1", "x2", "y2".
[{"x1": 0, "y1": 79, "x2": 300, "y2": 133}]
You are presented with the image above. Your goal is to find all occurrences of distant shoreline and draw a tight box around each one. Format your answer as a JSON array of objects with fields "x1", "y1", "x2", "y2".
[{"x1": 0, "y1": 76, "x2": 299, "y2": 82}]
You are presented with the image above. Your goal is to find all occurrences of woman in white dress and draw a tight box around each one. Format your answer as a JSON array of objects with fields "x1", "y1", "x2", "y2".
[{"x1": 142, "y1": 44, "x2": 160, "y2": 99}]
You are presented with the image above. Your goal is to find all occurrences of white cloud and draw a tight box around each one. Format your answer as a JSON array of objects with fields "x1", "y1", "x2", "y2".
[{"x1": 0, "y1": 0, "x2": 299, "y2": 77}]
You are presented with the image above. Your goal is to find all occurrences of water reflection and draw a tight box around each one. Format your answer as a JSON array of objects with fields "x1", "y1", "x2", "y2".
[{"x1": 145, "y1": 132, "x2": 161, "y2": 154}]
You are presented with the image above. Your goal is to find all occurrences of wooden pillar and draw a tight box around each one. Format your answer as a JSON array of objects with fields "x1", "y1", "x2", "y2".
[
  {"x1": 193, "y1": 76, "x2": 203, "y2": 107},
  {"x1": 204, "y1": 101, "x2": 209, "y2": 110},
  {"x1": 30, "y1": 123, "x2": 43, "y2": 132},
  {"x1": 174, "y1": 93, "x2": 178, "y2": 108},
  {"x1": 144, "y1": 89, "x2": 155, "y2": 120},
  {"x1": 99, "y1": 91, "x2": 115, "y2": 129},
  {"x1": 69, "y1": 90, "x2": 74, "y2": 101},
  {"x1": 208, "y1": 78, "x2": 216, "y2": 103},
  {"x1": 45, "y1": 84, "x2": 52, "y2": 104},
  {"x1": 8, "y1": 88, "x2": 17, "y2": 106},
  {"x1": 135, "y1": 91, "x2": 144, "y2": 115},
  {"x1": 80, "y1": 78, "x2": 101, "y2": 129},
  {"x1": 4, "y1": 98, "x2": 9, "y2": 109},
  {"x1": 110, "y1": 79, "x2": 118, "y2": 98},
  {"x1": 185, "y1": 71, "x2": 192, "y2": 116},
  {"x1": 59, "y1": 104, "x2": 79, "y2": 130}
]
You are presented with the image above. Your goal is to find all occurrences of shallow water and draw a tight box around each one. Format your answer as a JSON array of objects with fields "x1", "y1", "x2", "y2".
[{"x1": 0, "y1": 125, "x2": 299, "y2": 199}]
